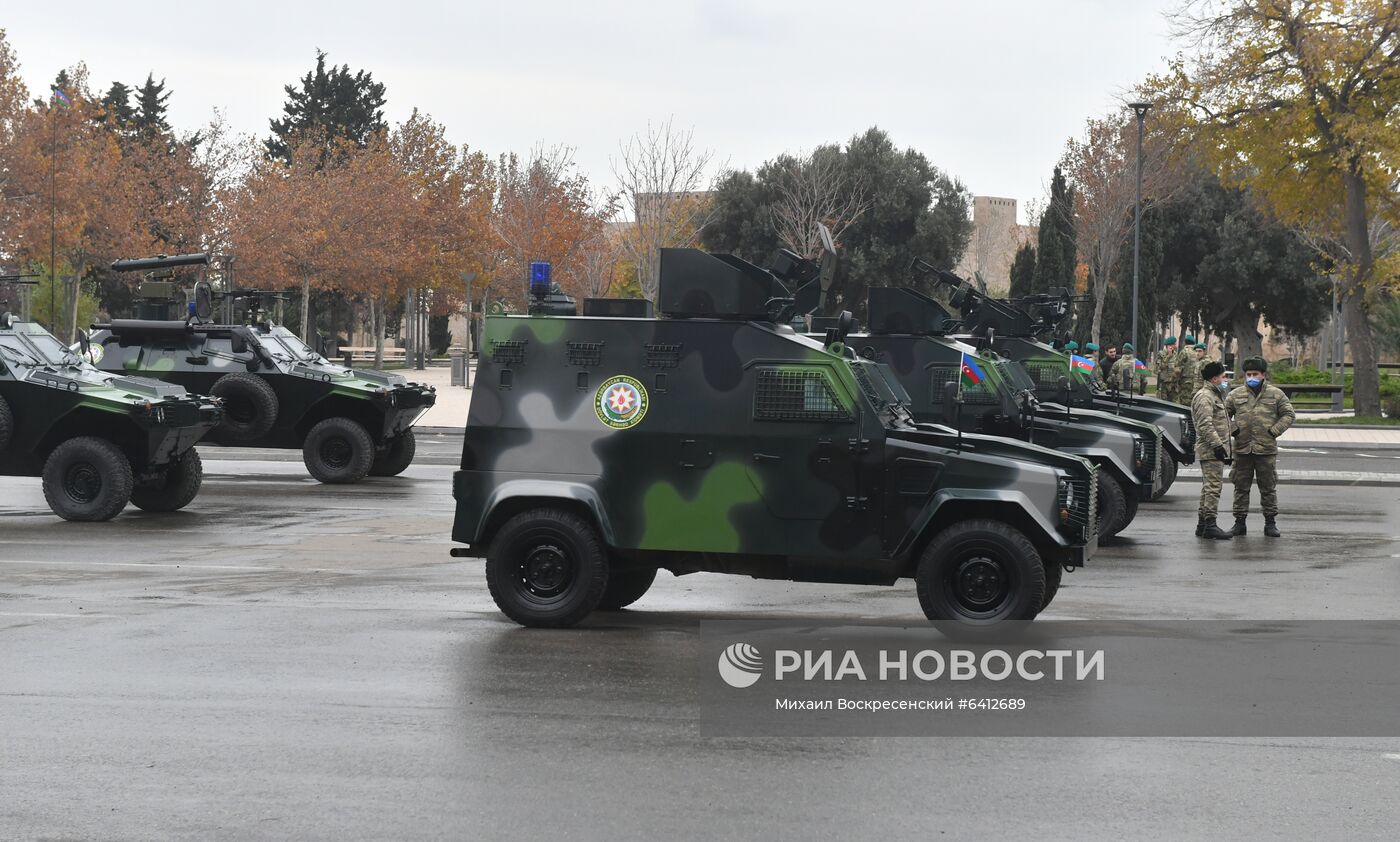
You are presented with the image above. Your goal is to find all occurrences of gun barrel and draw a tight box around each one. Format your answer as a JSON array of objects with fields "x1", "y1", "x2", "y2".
[{"x1": 111, "y1": 254, "x2": 212, "y2": 273}]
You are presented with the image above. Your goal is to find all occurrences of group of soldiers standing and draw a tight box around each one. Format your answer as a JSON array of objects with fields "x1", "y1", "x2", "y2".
[
  {"x1": 1060, "y1": 334, "x2": 1296, "y2": 542},
  {"x1": 1153, "y1": 335, "x2": 1210, "y2": 404}
]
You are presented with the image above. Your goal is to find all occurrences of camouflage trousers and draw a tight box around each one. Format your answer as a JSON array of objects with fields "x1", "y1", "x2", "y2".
[
  {"x1": 1232, "y1": 453, "x2": 1279, "y2": 516},
  {"x1": 1198, "y1": 459, "x2": 1226, "y2": 517}
]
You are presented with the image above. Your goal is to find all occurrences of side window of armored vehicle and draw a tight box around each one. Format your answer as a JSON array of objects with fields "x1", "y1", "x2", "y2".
[
  {"x1": 995, "y1": 360, "x2": 1038, "y2": 393},
  {"x1": 753, "y1": 368, "x2": 850, "y2": 422},
  {"x1": 928, "y1": 367, "x2": 999, "y2": 405},
  {"x1": 205, "y1": 336, "x2": 233, "y2": 355},
  {"x1": 1023, "y1": 359, "x2": 1069, "y2": 389}
]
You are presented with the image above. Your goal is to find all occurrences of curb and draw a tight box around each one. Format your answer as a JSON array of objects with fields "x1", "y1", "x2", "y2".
[{"x1": 1283, "y1": 440, "x2": 1400, "y2": 451}]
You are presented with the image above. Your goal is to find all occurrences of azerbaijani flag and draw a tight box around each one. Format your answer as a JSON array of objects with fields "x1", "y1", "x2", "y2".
[
  {"x1": 1071, "y1": 354, "x2": 1095, "y2": 372},
  {"x1": 1134, "y1": 358, "x2": 1148, "y2": 370},
  {"x1": 51, "y1": 88, "x2": 71, "y2": 107},
  {"x1": 960, "y1": 352, "x2": 986, "y2": 388}
]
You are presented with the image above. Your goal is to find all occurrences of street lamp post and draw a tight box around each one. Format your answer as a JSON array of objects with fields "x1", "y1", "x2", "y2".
[{"x1": 1128, "y1": 101, "x2": 1152, "y2": 356}]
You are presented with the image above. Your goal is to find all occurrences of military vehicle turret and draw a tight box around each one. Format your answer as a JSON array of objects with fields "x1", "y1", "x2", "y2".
[
  {"x1": 846, "y1": 286, "x2": 1161, "y2": 542},
  {"x1": 924, "y1": 268, "x2": 1194, "y2": 500},
  {"x1": 451, "y1": 246, "x2": 1099, "y2": 629},
  {"x1": 0, "y1": 314, "x2": 222, "y2": 520},
  {"x1": 85, "y1": 254, "x2": 436, "y2": 484}
]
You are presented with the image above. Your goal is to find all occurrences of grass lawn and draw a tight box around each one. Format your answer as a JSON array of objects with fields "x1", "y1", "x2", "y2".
[{"x1": 1295, "y1": 415, "x2": 1400, "y2": 426}]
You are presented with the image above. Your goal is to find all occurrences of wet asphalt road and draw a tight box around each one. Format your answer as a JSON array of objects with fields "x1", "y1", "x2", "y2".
[{"x1": 3, "y1": 445, "x2": 1400, "y2": 840}]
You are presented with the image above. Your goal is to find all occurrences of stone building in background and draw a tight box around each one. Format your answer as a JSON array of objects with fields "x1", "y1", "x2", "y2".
[{"x1": 954, "y1": 196, "x2": 1037, "y2": 295}]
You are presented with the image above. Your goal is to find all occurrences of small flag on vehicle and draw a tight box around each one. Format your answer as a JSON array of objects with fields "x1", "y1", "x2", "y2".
[
  {"x1": 959, "y1": 352, "x2": 986, "y2": 388},
  {"x1": 1134, "y1": 358, "x2": 1148, "y2": 370},
  {"x1": 1071, "y1": 354, "x2": 1095, "y2": 372}
]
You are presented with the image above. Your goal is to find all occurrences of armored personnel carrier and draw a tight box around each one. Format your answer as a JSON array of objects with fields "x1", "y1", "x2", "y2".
[
  {"x1": 927, "y1": 270, "x2": 1194, "y2": 500},
  {"x1": 0, "y1": 314, "x2": 221, "y2": 520},
  {"x1": 451, "y1": 247, "x2": 1099, "y2": 629},
  {"x1": 848, "y1": 286, "x2": 1160, "y2": 542},
  {"x1": 85, "y1": 254, "x2": 436, "y2": 484}
]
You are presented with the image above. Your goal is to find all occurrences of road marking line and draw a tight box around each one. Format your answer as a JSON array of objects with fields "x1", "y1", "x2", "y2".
[
  {"x1": 1384, "y1": 753, "x2": 1400, "y2": 761},
  {"x1": 0, "y1": 611, "x2": 96, "y2": 618},
  {"x1": 0, "y1": 559, "x2": 276, "y2": 571}
]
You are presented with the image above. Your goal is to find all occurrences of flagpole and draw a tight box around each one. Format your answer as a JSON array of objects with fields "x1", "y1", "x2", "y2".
[{"x1": 49, "y1": 90, "x2": 57, "y2": 334}]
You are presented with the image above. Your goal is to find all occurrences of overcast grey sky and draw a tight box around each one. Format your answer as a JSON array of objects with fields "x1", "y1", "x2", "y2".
[{"x1": 4, "y1": 0, "x2": 1179, "y2": 222}]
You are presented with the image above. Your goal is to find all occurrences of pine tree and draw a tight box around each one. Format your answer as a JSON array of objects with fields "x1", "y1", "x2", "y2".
[
  {"x1": 1032, "y1": 166, "x2": 1076, "y2": 294},
  {"x1": 133, "y1": 74, "x2": 171, "y2": 135},
  {"x1": 266, "y1": 50, "x2": 387, "y2": 163},
  {"x1": 1008, "y1": 242, "x2": 1037, "y2": 299},
  {"x1": 99, "y1": 82, "x2": 136, "y2": 128}
]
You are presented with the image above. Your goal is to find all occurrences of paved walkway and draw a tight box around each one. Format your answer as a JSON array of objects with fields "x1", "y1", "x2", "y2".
[
  {"x1": 1177, "y1": 466, "x2": 1399, "y2": 486},
  {"x1": 1279, "y1": 427, "x2": 1400, "y2": 447}
]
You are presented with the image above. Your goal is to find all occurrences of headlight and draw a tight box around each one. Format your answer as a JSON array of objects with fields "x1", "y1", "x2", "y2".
[
  {"x1": 1057, "y1": 477, "x2": 1074, "y2": 524},
  {"x1": 1133, "y1": 437, "x2": 1148, "y2": 469}
]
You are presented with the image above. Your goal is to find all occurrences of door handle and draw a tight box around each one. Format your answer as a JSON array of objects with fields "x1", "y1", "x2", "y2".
[{"x1": 752, "y1": 453, "x2": 782, "y2": 463}]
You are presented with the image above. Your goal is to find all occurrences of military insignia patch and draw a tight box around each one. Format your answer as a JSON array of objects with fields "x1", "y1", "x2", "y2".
[{"x1": 595, "y1": 375, "x2": 648, "y2": 429}]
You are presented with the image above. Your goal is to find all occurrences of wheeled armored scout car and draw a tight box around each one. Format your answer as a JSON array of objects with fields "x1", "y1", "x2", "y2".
[
  {"x1": 0, "y1": 314, "x2": 221, "y2": 520},
  {"x1": 847, "y1": 286, "x2": 1161, "y2": 542},
  {"x1": 85, "y1": 254, "x2": 437, "y2": 484},
  {"x1": 450, "y1": 247, "x2": 1098, "y2": 629},
  {"x1": 929, "y1": 272, "x2": 1194, "y2": 500}
]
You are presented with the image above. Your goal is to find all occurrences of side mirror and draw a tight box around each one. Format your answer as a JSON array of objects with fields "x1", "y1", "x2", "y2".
[
  {"x1": 942, "y1": 380, "x2": 960, "y2": 422},
  {"x1": 193, "y1": 281, "x2": 214, "y2": 320},
  {"x1": 837, "y1": 310, "x2": 854, "y2": 343},
  {"x1": 78, "y1": 330, "x2": 91, "y2": 361}
]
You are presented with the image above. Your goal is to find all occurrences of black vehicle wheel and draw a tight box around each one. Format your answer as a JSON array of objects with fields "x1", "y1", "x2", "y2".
[
  {"x1": 302, "y1": 417, "x2": 374, "y2": 484},
  {"x1": 0, "y1": 394, "x2": 13, "y2": 452},
  {"x1": 916, "y1": 519, "x2": 1045, "y2": 626},
  {"x1": 1151, "y1": 450, "x2": 1178, "y2": 500},
  {"x1": 596, "y1": 566, "x2": 658, "y2": 611},
  {"x1": 1095, "y1": 472, "x2": 1129, "y2": 542},
  {"x1": 369, "y1": 429, "x2": 417, "y2": 477},
  {"x1": 41, "y1": 436, "x2": 134, "y2": 522},
  {"x1": 130, "y1": 449, "x2": 204, "y2": 512},
  {"x1": 486, "y1": 508, "x2": 609, "y2": 628},
  {"x1": 211, "y1": 373, "x2": 278, "y2": 443},
  {"x1": 1041, "y1": 561, "x2": 1063, "y2": 612}
]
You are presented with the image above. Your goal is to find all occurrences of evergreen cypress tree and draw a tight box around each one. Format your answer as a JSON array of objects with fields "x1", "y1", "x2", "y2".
[
  {"x1": 1032, "y1": 166, "x2": 1076, "y2": 294},
  {"x1": 1008, "y1": 242, "x2": 1037, "y2": 299},
  {"x1": 266, "y1": 50, "x2": 387, "y2": 163}
]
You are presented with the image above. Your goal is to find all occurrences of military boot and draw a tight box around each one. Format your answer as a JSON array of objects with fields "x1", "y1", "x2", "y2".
[
  {"x1": 1264, "y1": 515, "x2": 1281, "y2": 538},
  {"x1": 1231, "y1": 516, "x2": 1247, "y2": 537},
  {"x1": 1202, "y1": 517, "x2": 1234, "y2": 540},
  {"x1": 1195, "y1": 515, "x2": 1205, "y2": 537}
]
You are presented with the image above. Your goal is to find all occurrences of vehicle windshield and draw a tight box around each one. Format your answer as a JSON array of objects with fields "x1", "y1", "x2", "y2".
[
  {"x1": 848, "y1": 358, "x2": 918, "y2": 427},
  {"x1": 261, "y1": 329, "x2": 324, "y2": 364},
  {"x1": 0, "y1": 330, "x2": 81, "y2": 368},
  {"x1": 994, "y1": 358, "x2": 1039, "y2": 394},
  {"x1": 0, "y1": 333, "x2": 43, "y2": 367},
  {"x1": 28, "y1": 332, "x2": 84, "y2": 366}
]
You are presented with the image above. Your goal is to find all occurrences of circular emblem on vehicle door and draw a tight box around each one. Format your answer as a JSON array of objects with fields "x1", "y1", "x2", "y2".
[
  {"x1": 81, "y1": 343, "x2": 103, "y2": 364},
  {"x1": 594, "y1": 375, "x2": 648, "y2": 429}
]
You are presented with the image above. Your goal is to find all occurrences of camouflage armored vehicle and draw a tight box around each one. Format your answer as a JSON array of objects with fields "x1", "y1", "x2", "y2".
[
  {"x1": 927, "y1": 270, "x2": 1194, "y2": 500},
  {"x1": 450, "y1": 247, "x2": 1098, "y2": 629},
  {"x1": 85, "y1": 254, "x2": 436, "y2": 484},
  {"x1": 847, "y1": 286, "x2": 1160, "y2": 542},
  {"x1": 0, "y1": 313, "x2": 221, "y2": 520}
]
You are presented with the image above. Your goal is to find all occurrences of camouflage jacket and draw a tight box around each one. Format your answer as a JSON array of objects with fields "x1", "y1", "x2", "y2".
[
  {"x1": 1109, "y1": 356, "x2": 1140, "y2": 392},
  {"x1": 1225, "y1": 383, "x2": 1295, "y2": 455},
  {"x1": 1191, "y1": 383, "x2": 1230, "y2": 460},
  {"x1": 1154, "y1": 350, "x2": 1178, "y2": 397}
]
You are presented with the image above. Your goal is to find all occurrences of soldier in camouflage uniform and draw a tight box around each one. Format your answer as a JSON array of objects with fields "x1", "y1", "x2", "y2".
[
  {"x1": 1225, "y1": 357, "x2": 1295, "y2": 538},
  {"x1": 1155, "y1": 336, "x2": 1179, "y2": 402},
  {"x1": 1109, "y1": 342, "x2": 1141, "y2": 393},
  {"x1": 1191, "y1": 360, "x2": 1234, "y2": 539}
]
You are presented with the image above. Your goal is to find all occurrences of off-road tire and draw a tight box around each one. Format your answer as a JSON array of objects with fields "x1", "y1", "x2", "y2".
[
  {"x1": 211, "y1": 373, "x2": 278, "y2": 442},
  {"x1": 369, "y1": 429, "x2": 417, "y2": 477},
  {"x1": 1041, "y1": 561, "x2": 1063, "y2": 612},
  {"x1": 130, "y1": 449, "x2": 204, "y2": 512},
  {"x1": 1151, "y1": 449, "x2": 1177, "y2": 501},
  {"x1": 486, "y1": 508, "x2": 608, "y2": 628},
  {"x1": 302, "y1": 417, "x2": 374, "y2": 484},
  {"x1": 0, "y1": 394, "x2": 13, "y2": 452},
  {"x1": 916, "y1": 519, "x2": 1045, "y2": 626},
  {"x1": 1121, "y1": 484, "x2": 1140, "y2": 530},
  {"x1": 1096, "y1": 472, "x2": 1129, "y2": 542},
  {"x1": 41, "y1": 436, "x2": 134, "y2": 522},
  {"x1": 596, "y1": 566, "x2": 658, "y2": 611}
]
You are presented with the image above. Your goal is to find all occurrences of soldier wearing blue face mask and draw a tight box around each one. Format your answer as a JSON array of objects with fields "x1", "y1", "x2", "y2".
[{"x1": 1225, "y1": 357, "x2": 1295, "y2": 537}]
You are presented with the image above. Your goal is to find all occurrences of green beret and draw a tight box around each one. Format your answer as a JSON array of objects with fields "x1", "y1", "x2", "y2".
[
  {"x1": 1163, "y1": 336, "x2": 1177, "y2": 346},
  {"x1": 1065, "y1": 340, "x2": 1079, "y2": 350},
  {"x1": 1183, "y1": 334, "x2": 1196, "y2": 344},
  {"x1": 1193, "y1": 343, "x2": 1206, "y2": 350},
  {"x1": 1121, "y1": 342, "x2": 1134, "y2": 351},
  {"x1": 1085, "y1": 342, "x2": 1099, "y2": 352}
]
